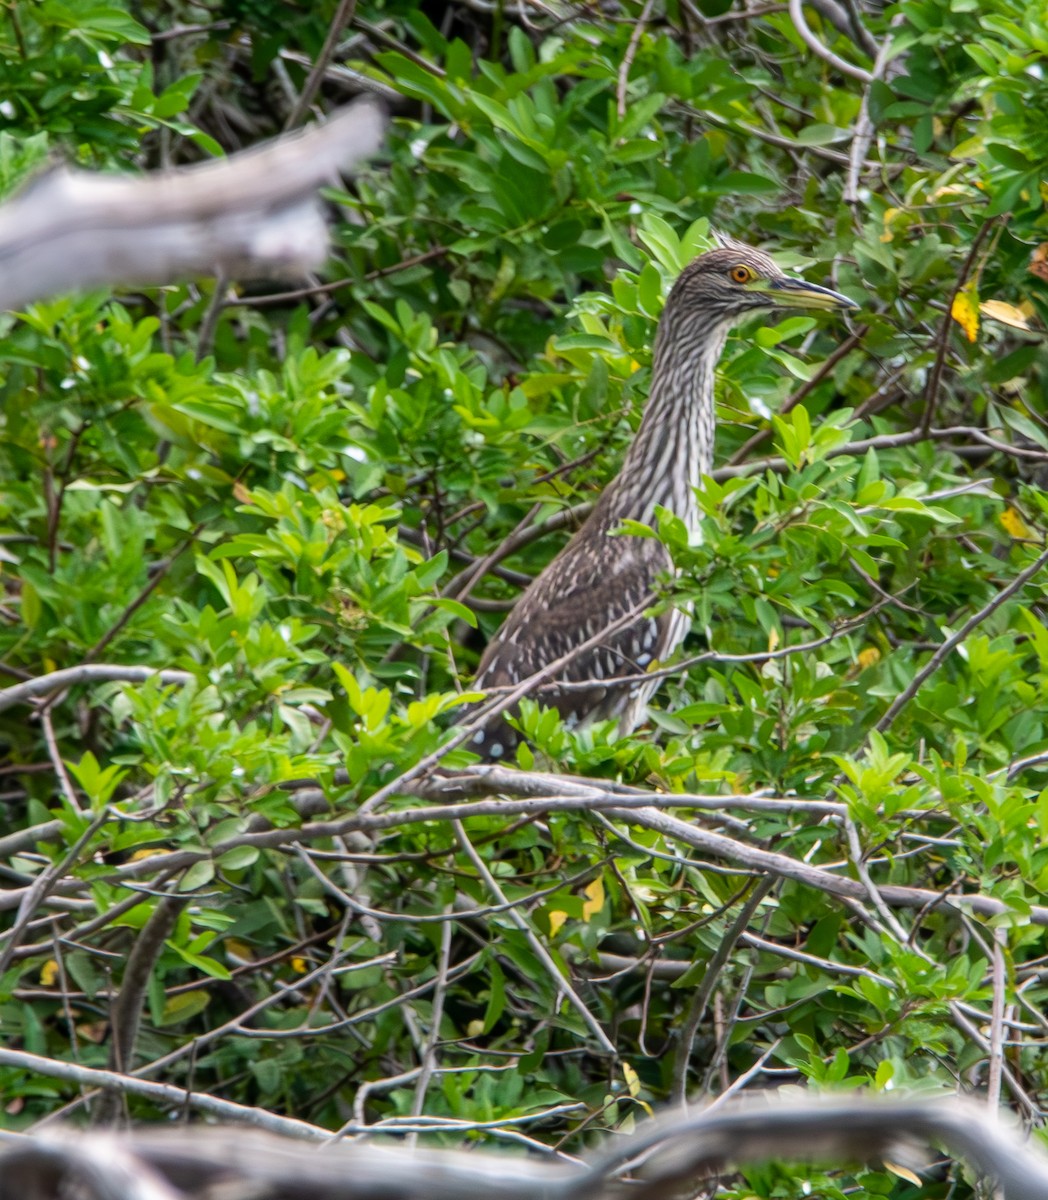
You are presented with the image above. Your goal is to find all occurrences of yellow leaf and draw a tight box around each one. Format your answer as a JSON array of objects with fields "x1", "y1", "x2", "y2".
[
  {"x1": 950, "y1": 288, "x2": 979, "y2": 342},
  {"x1": 548, "y1": 910, "x2": 568, "y2": 937},
  {"x1": 1000, "y1": 506, "x2": 1035, "y2": 539},
  {"x1": 582, "y1": 876, "x2": 605, "y2": 921},
  {"x1": 623, "y1": 1061, "x2": 641, "y2": 1097},
  {"x1": 857, "y1": 647, "x2": 881, "y2": 670},
  {"x1": 880, "y1": 206, "x2": 900, "y2": 243},
  {"x1": 224, "y1": 938, "x2": 254, "y2": 963},
  {"x1": 767, "y1": 627, "x2": 780, "y2": 653},
  {"x1": 40, "y1": 960, "x2": 59, "y2": 987},
  {"x1": 979, "y1": 299, "x2": 1031, "y2": 330},
  {"x1": 622, "y1": 1062, "x2": 654, "y2": 1115},
  {"x1": 928, "y1": 183, "x2": 974, "y2": 201},
  {"x1": 885, "y1": 1161, "x2": 923, "y2": 1187},
  {"x1": 232, "y1": 481, "x2": 254, "y2": 505},
  {"x1": 291, "y1": 956, "x2": 307, "y2": 974}
]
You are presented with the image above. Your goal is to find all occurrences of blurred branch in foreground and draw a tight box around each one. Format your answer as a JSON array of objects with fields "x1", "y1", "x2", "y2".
[
  {"x1": 1, "y1": 1094, "x2": 1047, "y2": 1200},
  {"x1": 0, "y1": 97, "x2": 386, "y2": 311}
]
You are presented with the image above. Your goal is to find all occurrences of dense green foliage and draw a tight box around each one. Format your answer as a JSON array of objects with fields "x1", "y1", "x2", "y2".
[{"x1": 2, "y1": 0, "x2": 1048, "y2": 1193}]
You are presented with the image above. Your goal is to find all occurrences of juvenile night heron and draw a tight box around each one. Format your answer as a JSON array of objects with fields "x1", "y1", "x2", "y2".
[{"x1": 470, "y1": 241, "x2": 857, "y2": 760}]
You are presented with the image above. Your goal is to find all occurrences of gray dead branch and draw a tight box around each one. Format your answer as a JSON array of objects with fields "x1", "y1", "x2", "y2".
[
  {"x1": 0, "y1": 97, "x2": 386, "y2": 312},
  {"x1": 1, "y1": 1094, "x2": 1047, "y2": 1199}
]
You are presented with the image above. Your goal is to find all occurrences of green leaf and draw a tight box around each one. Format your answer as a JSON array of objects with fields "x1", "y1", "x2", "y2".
[
  {"x1": 637, "y1": 263, "x2": 664, "y2": 317},
  {"x1": 794, "y1": 123, "x2": 848, "y2": 145},
  {"x1": 178, "y1": 861, "x2": 216, "y2": 892},
  {"x1": 167, "y1": 942, "x2": 231, "y2": 979},
  {"x1": 158, "y1": 990, "x2": 211, "y2": 1026},
  {"x1": 66, "y1": 751, "x2": 127, "y2": 810},
  {"x1": 218, "y1": 846, "x2": 260, "y2": 871}
]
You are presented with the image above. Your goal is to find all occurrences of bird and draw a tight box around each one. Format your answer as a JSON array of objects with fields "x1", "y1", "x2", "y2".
[{"x1": 468, "y1": 240, "x2": 858, "y2": 760}]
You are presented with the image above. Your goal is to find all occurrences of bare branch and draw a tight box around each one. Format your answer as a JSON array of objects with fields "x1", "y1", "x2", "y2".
[
  {"x1": 788, "y1": 0, "x2": 872, "y2": 81},
  {"x1": 453, "y1": 820, "x2": 617, "y2": 1055},
  {"x1": 6, "y1": 784, "x2": 1045, "y2": 927},
  {"x1": 844, "y1": 18, "x2": 902, "y2": 206},
  {"x1": 283, "y1": 0, "x2": 359, "y2": 130},
  {"x1": 616, "y1": 0, "x2": 655, "y2": 120},
  {"x1": 0, "y1": 665, "x2": 194, "y2": 713},
  {"x1": 671, "y1": 876, "x2": 776, "y2": 1104},
  {"x1": 0, "y1": 1049, "x2": 329, "y2": 1140},
  {"x1": 93, "y1": 895, "x2": 189, "y2": 1127}
]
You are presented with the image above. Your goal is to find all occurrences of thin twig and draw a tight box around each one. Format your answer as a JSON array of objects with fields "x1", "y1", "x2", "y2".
[
  {"x1": 616, "y1": 0, "x2": 655, "y2": 120},
  {"x1": 30, "y1": 948, "x2": 399, "y2": 1129},
  {"x1": 442, "y1": 503, "x2": 591, "y2": 604},
  {"x1": 0, "y1": 1048, "x2": 330, "y2": 1139},
  {"x1": 196, "y1": 274, "x2": 229, "y2": 360},
  {"x1": 284, "y1": 0, "x2": 359, "y2": 130},
  {"x1": 527, "y1": 601, "x2": 885, "y2": 695},
  {"x1": 987, "y1": 928, "x2": 1007, "y2": 1110},
  {"x1": 920, "y1": 219, "x2": 997, "y2": 435},
  {"x1": 833, "y1": 0, "x2": 878, "y2": 55},
  {"x1": 727, "y1": 328, "x2": 866, "y2": 465},
  {"x1": 715, "y1": 422, "x2": 1048, "y2": 481},
  {"x1": 694, "y1": 107, "x2": 853, "y2": 165},
  {"x1": 704, "y1": 1040, "x2": 782, "y2": 1109},
  {"x1": 874, "y1": 542, "x2": 1048, "y2": 733},
  {"x1": 844, "y1": 18, "x2": 901, "y2": 205},
  {"x1": 11, "y1": 786, "x2": 1048, "y2": 931},
  {"x1": 408, "y1": 910, "x2": 453, "y2": 1145},
  {"x1": 85, "y1": 530, "x2": 201, "y2": 662},
  {"x1": 228, "y1": 248, "x2": 450, "y2": 308},
  {"x1": 93, "y1": 895, "x2": 189, "y2": 1127},
  {"x1": 0, "y1": 811, "x2": 111, "y2": 977},
  {"x1": 947, "y1": 1002, "x2": 1037, "y2": 1118},
  {"x1": 453, "y1": 820, "x2": 617, "y2": 1055},
  {"x1": 39, "y1": 706, "x2": 83, "y2": 815},
  {"x1": 670, "y1": 875, "x2": 776, "y2": 1105},
  {"x1": 841, "y1": 815, "x2": 910, "y2": 943}
]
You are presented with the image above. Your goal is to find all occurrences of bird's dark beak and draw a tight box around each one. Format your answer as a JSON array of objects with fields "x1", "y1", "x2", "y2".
[{"x1": 763, "y1": 276, "x2": 859, "y2": 311}]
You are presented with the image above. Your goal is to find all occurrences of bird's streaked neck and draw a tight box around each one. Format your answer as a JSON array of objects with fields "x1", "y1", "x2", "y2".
[{"x1": 606, "y1": 312, "x2": 730, "y2": 528}]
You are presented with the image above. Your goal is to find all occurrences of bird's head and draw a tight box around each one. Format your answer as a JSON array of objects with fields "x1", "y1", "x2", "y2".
[{"x1": 669, "y1": 243, "x2": 858, "y2": 323}]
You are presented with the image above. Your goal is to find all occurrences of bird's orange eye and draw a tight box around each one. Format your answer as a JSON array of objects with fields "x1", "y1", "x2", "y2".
[{"x1": 730, "y1": 265, "x2": 755, "y2": 284}]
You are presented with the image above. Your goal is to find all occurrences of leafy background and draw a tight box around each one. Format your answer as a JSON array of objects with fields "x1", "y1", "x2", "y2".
[{"x1": 2, "y1": 0, "x2": 1048, "y2": 1193}]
